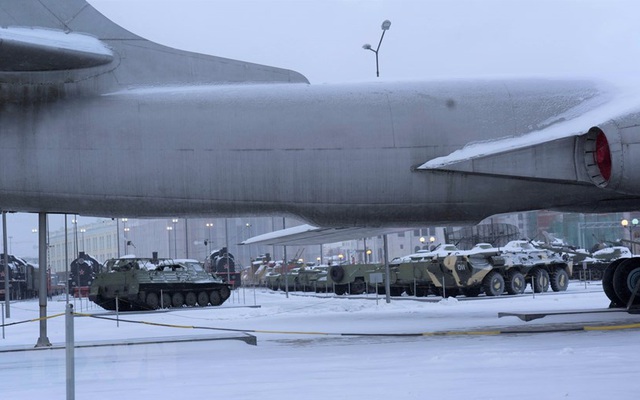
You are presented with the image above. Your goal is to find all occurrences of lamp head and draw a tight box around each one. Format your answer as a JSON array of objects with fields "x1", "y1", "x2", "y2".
[{"x1": 381, "y1": 20, "x2": 391, "y2": 30}]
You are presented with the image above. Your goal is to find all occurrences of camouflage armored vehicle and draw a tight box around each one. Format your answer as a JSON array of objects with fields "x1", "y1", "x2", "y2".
[
  {"x1": 500, "y1": 240, "x2": 573, "y2": 293},
  {"x1": 89, "y1": 257, "x2": 232, "y2": 311},
  {"x1": 394, "y1": 241, "x2": 572, "y2": 298},
  {"x1": 393, "y1": 244, "x2": 465, "y2": 297}
]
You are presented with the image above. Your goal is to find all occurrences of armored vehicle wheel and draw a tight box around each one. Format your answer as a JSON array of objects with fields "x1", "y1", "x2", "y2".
[
  {"x1": 146, "y1": 292, "x2": 160, "y2": 309},
  {"x1": 334, "y1": 284, "x2": 348, "y2": 295},
  {"x1": 550, "y1": 268, "x2": 569, "y2": 292},
  {"x1": 416, "y1": 286, "x2": 430, "y2": 297},
  {"x1": 172, "y1": 292, "x2": 185, "y2": 307},
  {"x1": 506, "y1": 271, "x2": 526, "y2": 295},
  {"x1": 612, "y1": 258, "x2": 640, "y2": 306},
  {"x1": 376, "y1": 285, "x2": 385, "y2": 295},
  {"x1": 185, "y1": 291, "x2": 197, "y2": 307},
  {"x1": 350, "y1": 278, "x2": 366, "y2": 295},
  {"x1": 209, "y1": 290, "x2": 222, "y2": 306},
  {"x1": 162, "y1": 292, "x2": 172, "y2": 308},
  {"x1": 197, "y1": 291, "x2": 209, "y2": 307},
  {"x1": 220, "y1": 286, "x2": 231, "y2": 301},
  {"x1": 529, "y1": 268, "x2": 550, "y2": 293},
  {"x1": 483, "y1": 271, "x2": 504, "y2": 296},
  {"x1": 462, "y1": 286, "x2": 482, "y2": 298}
]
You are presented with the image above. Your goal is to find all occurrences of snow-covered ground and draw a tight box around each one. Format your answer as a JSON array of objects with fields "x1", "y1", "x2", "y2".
[{"x1": 2, "y1": 281, "x2": 639, "y2": 398}]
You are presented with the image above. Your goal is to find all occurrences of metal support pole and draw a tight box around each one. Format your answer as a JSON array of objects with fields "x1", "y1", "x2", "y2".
[
  {"x1": 36, "y1": 212, "x2": 51, "y2": 347},
  {"x1": 284, "y1": 245, "x2": 289, "y2": 299},
  {"x1": 185, "y1": 219, "x2": 189, "y2": 259},
  {"x1": 2, "y1": 211, "x2": 9, "y2": 318},
  {"x1": 65, "y1": 216, "x2": 69, "y2": 304},
  {"x1": 116, "y1": 218, "x2": 121, "y2": 258},
  {"x1": 383, "y1": 234, "x2": 391, "y2": 304},
  {"x1": 65, "y1": 303, "x2": 75, "y2": 400}
]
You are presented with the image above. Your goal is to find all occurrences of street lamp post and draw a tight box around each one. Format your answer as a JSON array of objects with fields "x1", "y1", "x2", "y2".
[
  {"x1": 72, "y1": 217, "x2": 78, "y2": 257},
  {"x1": 621, "y1": 218, "x2": 639, "y2": 254},
  {"x1": 80, "y1": 229, "x2": 86, "y2": 252},
  {"x1": 172, "y1": 219, "x2": 178, "y2": 258},
  {"x1": 166, "y1": 226, "x2": 173, "y2": 258},
  {"x1": 362, "y1": 19, "x2": 391, "y2": 77},
  {"x1": 205, "y1": 222, "x2": 214, "y2": 257},
  {"x1": 121, "y1": 218, "x2": 128, "y2": 255}
]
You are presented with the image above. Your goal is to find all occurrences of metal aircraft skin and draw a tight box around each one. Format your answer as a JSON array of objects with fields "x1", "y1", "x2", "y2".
[{"x1": 1, "y1": 0, "x2": 640, "y2": 229}]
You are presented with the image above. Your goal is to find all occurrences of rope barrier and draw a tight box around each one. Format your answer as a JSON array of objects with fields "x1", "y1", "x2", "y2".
[{"x1": 2, "y1": 312, "x2": 640, "y2": 338}]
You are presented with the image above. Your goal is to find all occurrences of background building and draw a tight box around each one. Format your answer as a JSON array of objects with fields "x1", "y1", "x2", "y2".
[{"x1": 36, "y1": 211, "x2": 640, "y2": 274}]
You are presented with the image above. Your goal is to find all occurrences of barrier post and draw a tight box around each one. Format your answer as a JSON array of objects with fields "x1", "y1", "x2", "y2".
[{"x1": 65, "y1": 303, "x2": 75, "y2": 400}]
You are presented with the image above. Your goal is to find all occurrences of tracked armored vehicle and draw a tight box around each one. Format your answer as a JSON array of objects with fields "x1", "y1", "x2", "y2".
[{"x1": 89, "y1": 257, "x2": 232, "y2": 311}]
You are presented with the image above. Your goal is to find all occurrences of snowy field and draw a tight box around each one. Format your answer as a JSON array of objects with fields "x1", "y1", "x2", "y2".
[{"x1": 2, "y1": 281, "x2": 640, "y2": 399}]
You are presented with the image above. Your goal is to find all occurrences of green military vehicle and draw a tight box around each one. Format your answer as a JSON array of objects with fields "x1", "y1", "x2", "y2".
[
  {"x1": 327, "y1": 263, "x2": 389, "y2": 295},
  {"x1": 295, "y1": 265, "x2": 331, "y2": 292},
  {"x1": 89, "y1": 257, "x2": 232, "y2": 310},
  {"x1": 392, "y1": 244, "x2": 463, "y2": 297}
]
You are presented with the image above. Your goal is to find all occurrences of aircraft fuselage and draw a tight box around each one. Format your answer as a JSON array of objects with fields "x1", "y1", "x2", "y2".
[{"x1": 1, "y1": 79, "x2": 636, "y2": 226}]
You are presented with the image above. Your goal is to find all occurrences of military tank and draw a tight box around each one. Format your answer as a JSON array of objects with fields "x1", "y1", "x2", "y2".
[{"x1": 89, "y1": 257, "x2": 232, "y2": 311}]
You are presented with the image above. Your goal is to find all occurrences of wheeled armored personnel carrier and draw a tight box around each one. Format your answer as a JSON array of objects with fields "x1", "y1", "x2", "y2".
[
  {"x1": 89, "y1": 257, "x2": 232, "y2": 311},
  {"x1": 392, "y1": 241, "x2": 572, "y2": 298}
]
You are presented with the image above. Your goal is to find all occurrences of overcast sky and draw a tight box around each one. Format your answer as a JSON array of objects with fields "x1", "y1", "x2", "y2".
[{"x1": 5, "y1": 0, "x2": 640, "y2": 257}]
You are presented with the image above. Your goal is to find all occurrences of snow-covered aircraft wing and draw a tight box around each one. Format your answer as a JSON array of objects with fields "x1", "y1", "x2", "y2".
[{"x1": 240, "y1": 224, "x2": 408, "y2": 246}]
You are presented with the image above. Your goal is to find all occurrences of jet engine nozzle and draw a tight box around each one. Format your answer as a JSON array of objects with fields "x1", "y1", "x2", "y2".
[{"x1": 583, "y1": 118, "x2": 640, "y2": 195}]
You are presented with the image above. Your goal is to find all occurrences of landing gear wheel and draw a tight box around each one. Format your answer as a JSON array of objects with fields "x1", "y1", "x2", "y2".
[
  {"x1": 612, "y1": 258, "x2": 640, "y2": 306},
  {"x1": 172, "y1": 292, "x2": 184, "y2": 308},
  {"x1": 603, "y1": 258, "x2": 626, "y2": 307},
  {"x1": 185, "y1": 291, "x2": 197, "y2": 307},
  {"x1": 506, "y1": 271, "x2": 526, "y2": 295},
  {"x1": 146, "y1": 292, "x2": 159, "y2": 309},
  {"x1": 209, "y1": 290, "x2": 222, "y2": 306},
  {"x1": 529, "y1": 268, "x2": 550, "y2": 293},
  {"x1": 550, "y1": 268, "x2": 569, "y2": 292},
  {"x1": 483, "y1": 271, "x2": 504, "y2": 296},
  {"x1": 197, "y1": 291, "x2": 209, "y2": 307}
]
